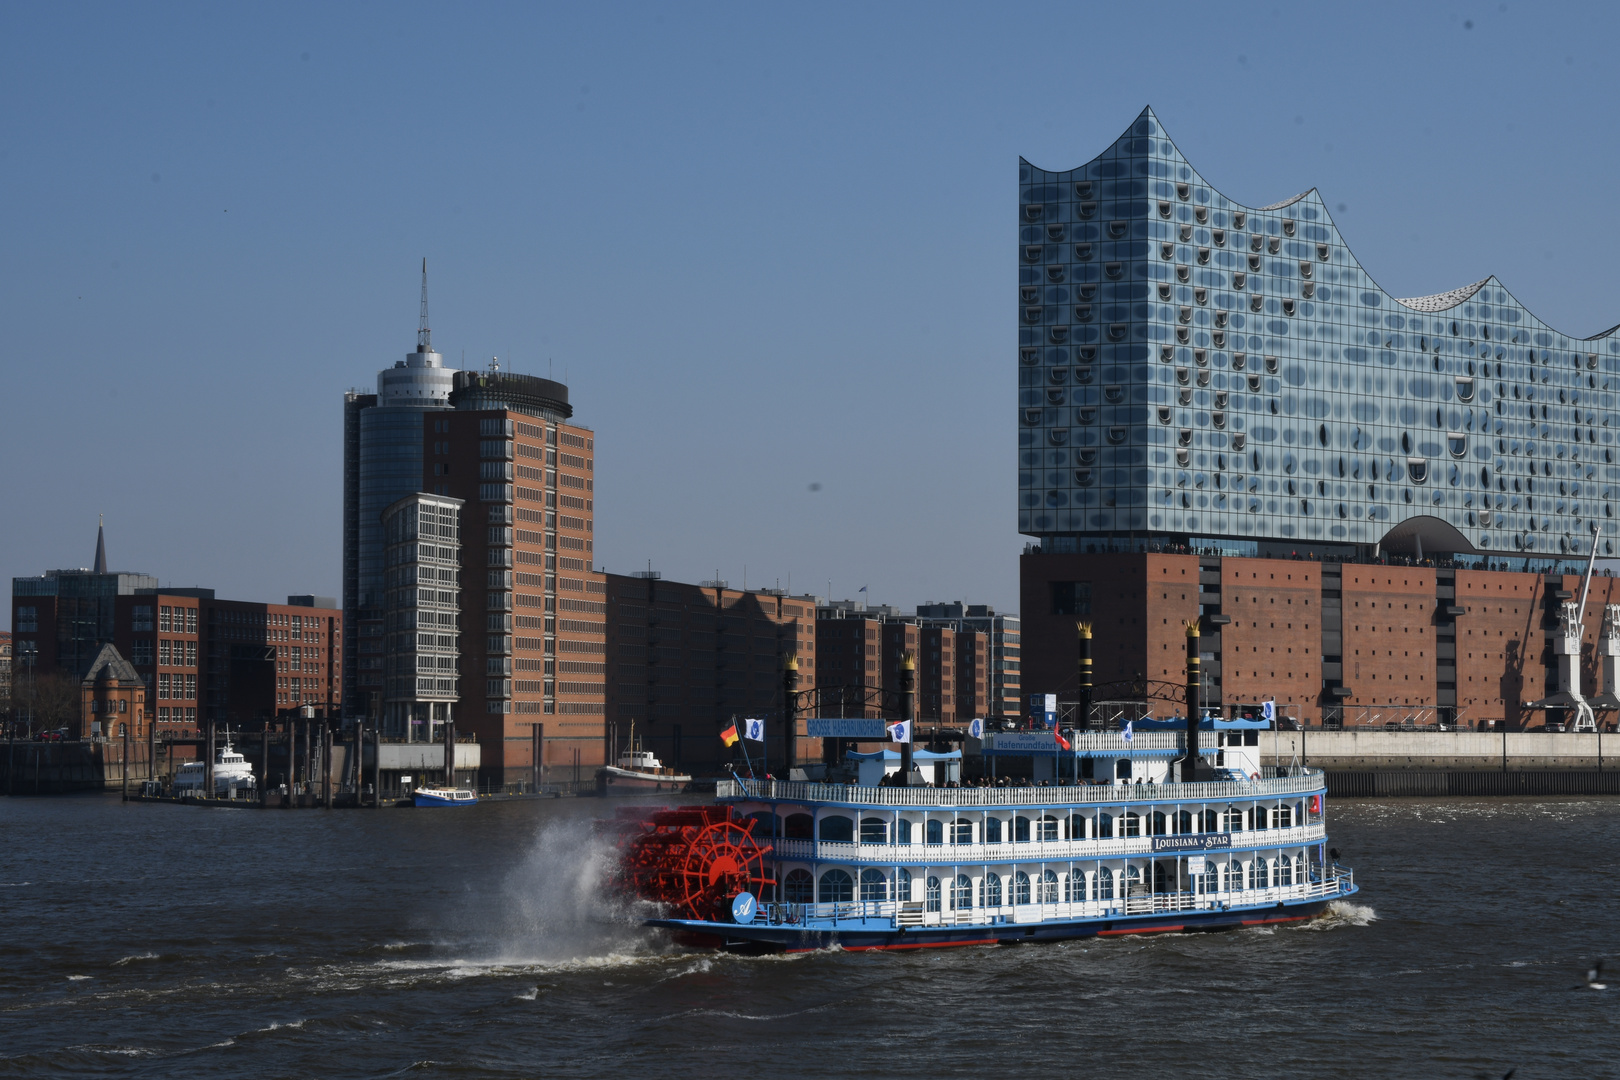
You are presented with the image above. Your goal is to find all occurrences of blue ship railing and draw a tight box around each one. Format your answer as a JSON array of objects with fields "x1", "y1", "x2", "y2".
[
  {"x1": 765, "y1": 822, "x2": 1327, "y2": 864},
  {"x1": 718, "y1": 770, "x2": 1324, "y2": 807}
]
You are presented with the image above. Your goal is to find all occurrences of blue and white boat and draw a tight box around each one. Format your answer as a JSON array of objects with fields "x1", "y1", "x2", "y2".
[
  {"x1": 412, "y1": 784, "x2": 478, "y2": 807},
  {"x1": 639, "y1": 726, "x2": 1356, "y2": 952}
]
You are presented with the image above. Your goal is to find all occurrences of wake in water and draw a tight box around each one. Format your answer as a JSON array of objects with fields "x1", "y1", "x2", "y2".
[
  {"x1": 448, "y1": 815, "x2": 673, "y2": 969},
  {"x1": 1301, "y1": 899, "x2": 1378, "y2": 930}
]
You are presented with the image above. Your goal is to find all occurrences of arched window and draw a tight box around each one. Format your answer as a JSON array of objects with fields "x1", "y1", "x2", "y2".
[
  {"x1": 860, "y1": 868, "x2": 889, "y2": 902},
  {"x1": 1125, "y1": 864, "x2": 1142, "y2": 893},
  {"x1": 783, "y1": 869, "x2": 813, "y2": 904},
  {"x1": 984, "y1": 872, "x2": 1003, "y2": 907},
  {"x1": 1014, "y1": 816, "x2": 1032, "y2": 842},
  {"x1": 859, "y1": 817, "x2": 888, "y2": 844},
  {"x1": 1039, "y1": 869, "x2": 1059, "y2": 903},
  {"x1": 1174, "y1": 810, "x2": 1193, "y2": 834},
  {"x1": 1247, "y1": 806, "x2": 1269, "y2": 831},
  {"x1": 1198, "y1": 809, "x2": 1219, "y2": 832},
  {"x1": 819, "y1": 869, "x2": 854, "y2": 903},
  {"x1": 894, "y1": 819, "x2": 912, "y2": 844},
  {"x1": 1149, "y1": 812, "x2": 1168, "y2": 836},
  {"x1": 1223, "y1": 807, "x2": 1243, "y2": 832},
  {"x1": 926, "y1": 820, "x2": 944, "y2": 845},
  {"x1": 1067, "y1": 814, "x2": 1088, "y2": 840},
  {"x1": 926, "y1": 876, "x2": 942, "y2": 912},
  {"x1": 1152, "y1": 861, "x2": 1171, "y2": 893},
  {"x1": 1067, "y1": 870, "x2": 1088, "y2": 903},
  {"x1": 819, "y1": 815, "x2": 854, "y2": 842},
  {"x1": 1276, "y1": 855, "x2": 1294, "y2": 887},
  {"x1": 985, "y1": 817, "x2": 1004, "y2": 843},
  {"x1": 1097, "y1": 866, "x2": 1115, "y2": 900},
  {"x1": 1014, "y1": 871, "x2": 1032, "y2": 904},
  {"x1": 746, "y1": 811, "x2": 778, "y2": 838},
  {"x1": 1200, "y1": 860, "x2": 1218, "y2": 894},
  {"x1": 1276, "y1": 804, "x2": 1294, "y2": 829},
  {"x1": 953, "y1": 874, "x2": 973, "y2": 909},
  {"x1": 1220, "y1": 862, "x2": 1237, "y2": 892},
  {"x1": 1096, "y1": 813, "x2": 1115, "y2": 838},
  {"x1": 895, "y1": 868, "x2": 912, "y2": 902},
  {"x1": 1123, "y1": 812, "x2": 1141, "y2": 838},
  {"x1": 952, "y1": 820, "x2": 973, "y2": 844},
  {"x1": 1249, "y1": 857, "x2": 1269, "y2": 890},
  {"x1": 784, "y1": 813, "x2": 814, "y2": 839},
  {"x1": 1036, "y1": 815, "x2": 1059, "y2": 841}
]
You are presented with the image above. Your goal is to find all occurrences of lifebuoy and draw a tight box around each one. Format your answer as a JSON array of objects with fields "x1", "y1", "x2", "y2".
[{"x1": 1248, "y1": 770, "x2": 1261, "y2": 781}]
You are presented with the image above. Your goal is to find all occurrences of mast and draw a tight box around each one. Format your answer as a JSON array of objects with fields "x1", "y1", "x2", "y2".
[{"x1": 417, "y1": 258, "x2": 432, "y2": 353}]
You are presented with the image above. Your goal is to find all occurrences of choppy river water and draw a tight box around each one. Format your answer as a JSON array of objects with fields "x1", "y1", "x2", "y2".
[{"x1": 2, "y1": 794, "x2": 1617, "y2": 1078}]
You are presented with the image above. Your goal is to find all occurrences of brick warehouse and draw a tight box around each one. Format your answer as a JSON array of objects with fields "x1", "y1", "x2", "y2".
[
  {"x1": 1020, "y1": 550, "x2": 1620, "y2": 729},
  {"x1": 12, "y1": 524, "x2": 340, "y2": 736}
]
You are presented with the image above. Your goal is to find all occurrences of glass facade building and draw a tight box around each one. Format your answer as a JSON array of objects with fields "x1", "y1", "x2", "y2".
[
  {"x1": 382, "y1": 493, "x2": 463, "y2": 741},
  {"x1": 1020, "y1": 108, "x2": 1620, "y2": 559}
]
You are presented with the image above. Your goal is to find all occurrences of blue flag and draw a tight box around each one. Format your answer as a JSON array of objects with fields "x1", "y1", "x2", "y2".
[
  {"x1": 1120, "y1": 718, "x2": 1134, "y2": 743},
  {"x1": 967, "y1": 717, "x2": 984, "y2": 740},
  {"x1": 888, "y1": 720, "x2": 911, "y2": 744},
  {"x1": 744, "y1": 717, "x2": 765, "y2": 742}
]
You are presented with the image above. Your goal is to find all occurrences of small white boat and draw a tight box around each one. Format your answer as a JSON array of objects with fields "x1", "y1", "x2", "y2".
[
  {"x1": 598, "y1": 727, "x2": 692, "y2": 795},
  {"x1": 172, "y1": 740, "x2": 257, "y2": 797},
  {"x1": 413, "y1": 785, "x2": 478, "y2": 807}
]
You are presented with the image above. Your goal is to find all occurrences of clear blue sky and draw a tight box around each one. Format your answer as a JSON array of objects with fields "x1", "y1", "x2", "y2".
[{"x1": 4, "y1": 2, "x2": 1617, "y2": 628}]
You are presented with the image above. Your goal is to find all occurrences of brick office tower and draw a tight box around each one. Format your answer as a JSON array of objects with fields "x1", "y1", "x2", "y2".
[
  {"x1": 344, "y1": 269, "x2": 606, "y2": 787},
  {"x1": 813, "y1": 603, "x2": 988, "y2": 736},
  {"x1": 1017, "y1": 109, "x2": 1620, "y2": 730},
  {"x1": 602, "y1": 574, "x2": 820, "y2": 777}
]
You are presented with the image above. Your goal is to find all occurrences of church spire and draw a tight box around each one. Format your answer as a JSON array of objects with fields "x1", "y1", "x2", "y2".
[{"x1": 94, "y1": 515, "x2": 107, "y2": 574}]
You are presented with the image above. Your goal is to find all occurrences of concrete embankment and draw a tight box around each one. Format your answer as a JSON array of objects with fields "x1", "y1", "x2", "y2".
[{"x1": 1259, "y1": 730, "x2": 1620, "y2": 797}]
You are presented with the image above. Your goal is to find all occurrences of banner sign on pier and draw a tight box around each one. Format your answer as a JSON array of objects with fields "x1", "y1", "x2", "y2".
[
  {"x1": 1151, "y1": 832, "x2": 1233, "y2": 853},
  {"x1": 806, "y1": 718, "x2": 889, "y2": 739}
]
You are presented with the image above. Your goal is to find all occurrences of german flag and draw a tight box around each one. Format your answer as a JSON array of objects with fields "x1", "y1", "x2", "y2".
[{"x1": 720, "y1": 722, "x2": 740, "y2": 747}]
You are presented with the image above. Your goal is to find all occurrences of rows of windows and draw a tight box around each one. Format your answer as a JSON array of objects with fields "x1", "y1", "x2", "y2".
[
  {"x1": 781, "y1": 854, "x2": 1306, "y2": 906},
  {"x1": 752, "y1": 802, "x2": 1305, "y2": 844},
  {"x1": 1019, "y1": 108, "x2": 1620, "y2": 557}
]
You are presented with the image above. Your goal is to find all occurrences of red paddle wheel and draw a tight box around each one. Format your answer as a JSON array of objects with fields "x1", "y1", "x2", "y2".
[{"x1": 610, "y1": 805, "x2": 773, "y2": 921}]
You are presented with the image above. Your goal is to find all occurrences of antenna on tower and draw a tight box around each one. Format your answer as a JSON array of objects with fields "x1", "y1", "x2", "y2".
[{"x1": 417, "y1": 258, "x2": 432, "y2": 353}]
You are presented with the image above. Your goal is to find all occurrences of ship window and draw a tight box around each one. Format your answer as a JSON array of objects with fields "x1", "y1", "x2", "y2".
[
  {"x1": 1149, "y1": 811, "x2": 1167, "y2": 836},
  {"x1": 1095, "y1": 812, "x2": 1114, "y2": 838},
  {"x1": 926, "y1": 819, "x2": 944, "y2": 844},
  {"x1": 859, "y1": 816, "x2": 888, "y2": 843},
  {"x1": 747, "y1": 811, "x2": 778, "y2": 837},
  {"x1": 1247, "y1": 806, "x2": 1269, "y2": 831},
  {"x1": 1276, "y1": 857, "x2": 1294, "y2": 887},
  {"x1": 818, "y1": 814, "x2": 854, "y2": 842},
  {"x1": 859, "y1": 868, "x2": 889, "y2": 902},
  {"x1": 984, "y1": 872, "x2": 1003, "y2": 907},
  {"x1": 1039, "y1": 869, "x2": 1059, "y2": 903},
  {"x1": 819, "y1": 869, "x2": 854, "y2": 903},
  {"x1": 1014, "y1": 815, "x2": 1031, "y2": 842},
  {"x1": 1097, "y1": 866, "x2": 1115, "y2": 901},
  {"x1": 952, "y1": 820, "x2": 973, "y2": 844},
  {"x1": 784, "y1": 813, "x2": 813, "y2": 839},
  {"x1": 1249, "y1": 857, "x2": 1269, "y2": 890},
  {"x1": 1036, "y1": 814, "x2": 1059, "y2": 841},
  {"x1": 1198, "y1": 809, "x2": 1218, "y2": 832},
  {"x1": 1275, "y1": 804, "x2": 1294, "y2": 828},
  {"x1": 783, "y1": 868, "x2": 813, "y2": 904},
  {"x1": 1014, "y1": 871, "x2": 1032, "y2": 905},
  {"x1": 1067, "y1": 870, "x2": 1088, "y2": 903},
  {"x1": 1122, "y1": 810, "x2": 1141, "y2": 836},
  {"x1": 953, "y1": 874, "x2": 973, "y2": 909},
  {"x1": 926, "y1": 875, "x2": 942, "y2": 912},
  {"x1": 1066, "y1": 813, "x2": 1088, "y2": 840}
]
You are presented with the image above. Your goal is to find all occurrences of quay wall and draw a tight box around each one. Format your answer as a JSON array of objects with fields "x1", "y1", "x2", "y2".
[{"x1": 1258, "y1": 730, "x2": 1620, "y2": 772}]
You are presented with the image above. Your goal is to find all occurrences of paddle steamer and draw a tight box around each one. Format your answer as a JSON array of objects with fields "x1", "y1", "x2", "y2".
[{"x1": 620, "y1": 723, "x2": 1355, "y2": 952}]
